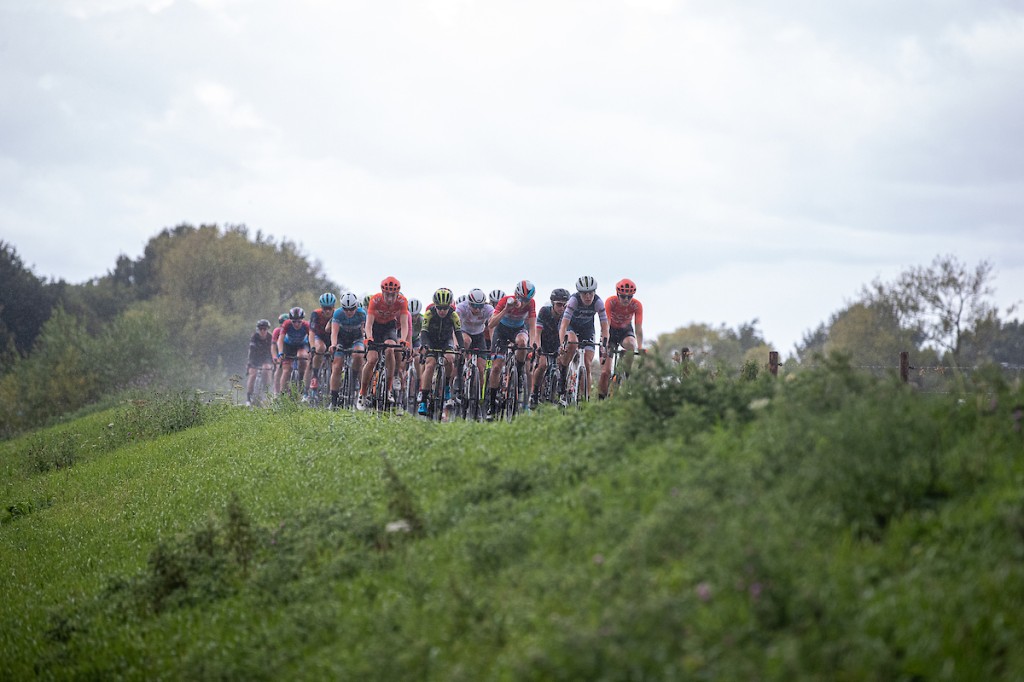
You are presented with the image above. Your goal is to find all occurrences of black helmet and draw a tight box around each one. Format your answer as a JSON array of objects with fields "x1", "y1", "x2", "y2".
[
  {"x1": 256, "y1": 319, "x2": 270, "y2": 329},
  {"x1": 550, "y1": 288, "x2": 570, "y2": 302}
]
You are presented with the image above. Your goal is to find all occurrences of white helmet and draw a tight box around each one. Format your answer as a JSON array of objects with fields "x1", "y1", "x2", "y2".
[
  {"x1": 339, "y1": 292, "x2": 360, "y2": 310},
  {"x1": 468, "y1": 288, "x2": 487, "y2": 305},
  {"x1": 576, "y1": 275, "x2": 597, "y2": 293},
  {"x1": 488, "y1": 289, "x2": 505, "y2": 305},
  {"x1": 408, "y1": 298, "x2": 422, "y2": 315}
]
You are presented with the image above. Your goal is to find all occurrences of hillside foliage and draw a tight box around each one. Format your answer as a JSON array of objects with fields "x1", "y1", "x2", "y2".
[{"x1": 2, "y1": 358, "x2": 1023, "y2": 679}]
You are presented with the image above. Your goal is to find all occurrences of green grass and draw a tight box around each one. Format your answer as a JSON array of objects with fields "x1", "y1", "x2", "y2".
[{"x1": 2, "y1": 360, "x2": 1023, "y2": 680}]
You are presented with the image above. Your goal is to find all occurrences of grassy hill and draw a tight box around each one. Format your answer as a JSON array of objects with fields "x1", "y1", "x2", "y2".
[{"x1": 2, "y1": 358, "x2": 1023, "y2": 680}]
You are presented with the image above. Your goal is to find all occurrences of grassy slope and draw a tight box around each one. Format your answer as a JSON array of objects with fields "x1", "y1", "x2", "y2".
[{"x1": 2, "y1": 363, "x2": 1023, "y2": 680}]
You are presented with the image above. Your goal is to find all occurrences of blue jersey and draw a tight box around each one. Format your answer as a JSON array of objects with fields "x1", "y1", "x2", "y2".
[{"x1": 331, "y1": 307, "x2": 367, "y2": 336}]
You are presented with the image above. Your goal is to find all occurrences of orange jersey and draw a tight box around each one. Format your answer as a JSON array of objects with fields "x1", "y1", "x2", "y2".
[
  {"x1": 605, "y1": 296, "x2": 643, "y2": 329},
  {"x1": 367, "y1": 293, "x2": 409, "y2": 325}
]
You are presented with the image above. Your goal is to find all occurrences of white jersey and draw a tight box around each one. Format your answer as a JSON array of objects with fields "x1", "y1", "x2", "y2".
[{"x1": 456, "y1": 301, "x2": 494, "y2": 335}]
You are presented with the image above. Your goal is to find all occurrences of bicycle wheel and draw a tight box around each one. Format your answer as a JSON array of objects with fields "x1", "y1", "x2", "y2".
[
  {"x1": 406, "y1": 364, "x2": 418, "y2": 414},
  {"x1": 431, "y1": 363, "x2": 446, "y2": 422},
  {"x1": 504, "y1": 363, "x2": 519, "y2": 422},
  {"x1": 575, "y1": 363, "x2": 589, "y2": 407},
  {"x1": 466, "y1": 365, "x2": 482, "y2": 421}
]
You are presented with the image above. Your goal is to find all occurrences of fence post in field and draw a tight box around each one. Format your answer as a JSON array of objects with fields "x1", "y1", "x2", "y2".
[
  {"x1": 900, "y1": 351, "x2": 910, "y2": 383},
  {"x1": 769, "y1": 351, "x2": 780, "y2": 377}
]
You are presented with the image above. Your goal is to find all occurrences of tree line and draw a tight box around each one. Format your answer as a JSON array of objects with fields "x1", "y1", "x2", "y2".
[
  {"x1": 2, "y1": 225, "x2": 1020, "y2": 436},
  {"x1": 0, "y1": 225, "x2": 340, "y2": 435}
]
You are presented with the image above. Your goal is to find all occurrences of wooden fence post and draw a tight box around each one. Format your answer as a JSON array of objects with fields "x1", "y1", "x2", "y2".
[
  {"x1": 769, "y1": 351, "x2": 780, "y2": 377},
  {"x1": 900, "y1": 351, "x2": 909, "y2": 383}
]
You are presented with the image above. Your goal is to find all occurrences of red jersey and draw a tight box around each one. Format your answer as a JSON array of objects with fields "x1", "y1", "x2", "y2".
[
  {"x1": 492, "y1": 295, "x2": 536, "y2": 328},
  {"x1": 605, "y1": 297, "x2": 643, "y2": 329},
  {"x1": 367, "y1": 293, "x2": 409, "y2": 325}
]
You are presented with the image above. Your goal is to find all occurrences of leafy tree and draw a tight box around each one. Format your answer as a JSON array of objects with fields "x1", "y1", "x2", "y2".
[
  {"x1": 0, "y1": 241, "x2": 60, "y2": 364},
  {"x1": 655, "y1": 320, "x2": 769, "y2": 369},
  {"x1": 824, "y1": 302, "x2": 920, "y2": 368},
  {"x1": 862, "y1": 255, "x2": 998, "y2": 365}
]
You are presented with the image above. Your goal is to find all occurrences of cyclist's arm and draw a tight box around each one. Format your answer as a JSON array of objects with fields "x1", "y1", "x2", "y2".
[
  {"x1": 558, "y1": 317, "x2": 570, "y2": 345},
  {"x1": 400, "y1": 311, "x2": 411, "y2": 345},
  {"x1": 364, "y1": 310, "x2": 376, "y2": 341},
  {"x1": 331, "y1": 320, "x2": 340, "y2": 349},
  {"x1": 487, "y1": 307, "x2": 505, "y2": 330},
  {"x1": 527, "y1": 318, "x2": 538, "y2": 349}
]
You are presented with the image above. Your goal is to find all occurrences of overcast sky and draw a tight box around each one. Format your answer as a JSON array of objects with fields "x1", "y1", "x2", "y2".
[{"x1": 3, "y1": 0, "x2": 1023, "y2": 354}]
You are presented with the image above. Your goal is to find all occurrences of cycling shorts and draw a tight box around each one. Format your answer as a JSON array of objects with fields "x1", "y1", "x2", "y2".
[
  {"x1": 281, "y1": 341, "x2": 308, "y2": 359},
  {"x1": 567, "y1": 323, "x2": 598, "y2": 349},
  {"x1": 370, "y1": 320, "x2": 400, "y2": 344},
  {"x1": 464, "y1": 330, "x2": 488, "y2": 352},
  {"x1": 491, "y1": 324, "x2": 529, "y2": 360},
  {"x1": 333, "y1": 330, "x2": 365, "y2": 356},
  {"x1": 609, "y1": 325, "x2": 636, "y2": 348}
]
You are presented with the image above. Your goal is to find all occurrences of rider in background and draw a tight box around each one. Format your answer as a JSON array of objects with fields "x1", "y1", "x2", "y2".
[
  {"x1": 277, "y1": 307, "x2": 311, "y2": 395},
  {"x1": 246, "y1": 319, "x2": 274, "y2": 406},
  {"x1": 530, "y1": 288, "x2": 569, "y2": 407},
  {"x1": 271, "y1": 313, "x2": 288, "y2": 390},
  {"x1": 416, "y1": 288, "x2": 465, "y2": 416},
  {"x1": 400, "y1": 298, "x2": 424, "y2": 400},
  {"x1": 486, "y1": 280, "x2": 538, "y2": 419},
  {"x1": 357, "y1": 276, "x2": 410, "y2": 410},
  {"x1": 456, "y1": 288, "x2": 494, "y2": 389},
  {"x1": 558, "y1": 275, "x2": 609, "y2": 400},
  {"x1": 329, "y1": 292, "x2": 367, "y2": 408},
  {"x1": 599, "y1": 278, "x2": 644, "y2": 398},
  {"x1": 306, "y1": 292, "x2": 336, "y2": 397}
]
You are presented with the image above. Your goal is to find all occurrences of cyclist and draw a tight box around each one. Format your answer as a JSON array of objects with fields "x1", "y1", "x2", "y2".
[
  {"x1": 399, "y1": 297, "x2": 424, "y2": 401},
  {"x1": 456, "y1": 288, "x2": 494, "y2": 388},
  {"x1": 599, "y1": 278, "x2": 644, "y2": 398},
  {"x1": 277, "y1": 307, "x2": 311, "y2": 395},
  {"x1": 485, "y1": 288, "x2": 505, "y2": 352},
  {"x1": 271, "y1": 312, "x2": 288, "y2": 390},
  {"x1": 358, "y1": 276, "x2": 410, "y2": 410},
  {"x1": 486, "y1": 280, "x2": 538, "y2": 419},
  {"x1": 306, "y1": 292, "x2": 336, "y2": 398},
  {"x1": 329, "y1": 292, "x2": 367, "y2": 408},
  {"x1": 558, "y1": 275, "x2": 609, "y2": 401},
  {"x1": 246, "y1": 319, "x2": 275, "y2": 406},
  {"x1": 530, "y1": 287, "x2": 570, "y2": 406},
  {"x1": 416, "y1": 288, "x2": 465, "y2": 416}
]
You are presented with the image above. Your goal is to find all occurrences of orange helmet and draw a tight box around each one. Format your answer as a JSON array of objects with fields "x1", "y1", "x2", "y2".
[
  {"x1": 616, "y1": 278, "x2": 637, "y2": 296},
  {"x1": 381, "y1": 276, "x2": 401, "y2": 293}
]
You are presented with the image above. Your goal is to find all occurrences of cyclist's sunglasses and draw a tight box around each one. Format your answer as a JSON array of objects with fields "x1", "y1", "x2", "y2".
[{"x1": 470, "y1": 303, "x2": 486, "y2": 309}]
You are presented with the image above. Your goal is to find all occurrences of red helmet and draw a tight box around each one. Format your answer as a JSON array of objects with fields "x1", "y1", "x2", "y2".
[
  {"x1": 381, "y1": 276, "x2": 401, "y2": 293},
  {"x1": 616, "y1": 278, "x2": 637, "y2": 296}
]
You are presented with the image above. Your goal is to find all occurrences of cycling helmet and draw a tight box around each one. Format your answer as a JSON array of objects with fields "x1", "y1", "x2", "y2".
[
  {"x1": 339, "y1": 292, "x2": 360, "y2": 310},
  {"x1": 256, "y1": 319, "x2": 270, "y2": 329},
  {"x1": 550, "y1": 288, "x2": 570, "y2": 302},
  {"x1": 278, "y1": 313, "x2": 289, "y2": 324},
  {"x1": 408, "y1": 298, "x2": 422, "y2": 315},
  {"x1": 319, "y1": 292, "x2": 337, "y2": 308},
  {"x1": 514, "y1": 279, "x2": 536, "y2": 300},
  {"x1": 289, "y1": 306, "x2": 305, "y2": 320},
  {"x1": 488, "y1": 289, "x2": 505, "y2": 305},
  {"x1": 468, "y1": 288, "x2": 487, "y2": 306},
  {"x1": 615, "y1": 278, "x2": 637, "y2": 296},
  {"x1": 433, "y1": 288, "x2": 454, "y2": 307},
  {"x1": 455, "y1": 294, "x2": 468, "y2": 306},
  {"x1": 381, "y1": 276, "x2": 401, "y2": 293},
  {"x1": 576, "y1": 275, "x2": 597, "y2": 293}
]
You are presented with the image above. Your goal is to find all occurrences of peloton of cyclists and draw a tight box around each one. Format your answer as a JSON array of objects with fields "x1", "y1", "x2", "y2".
[
  {"x1": 416, "y1": 288, "x2": 466, "y2": 416},
  {"x1": 486, "y1": 280, "x2": 538, "y2": 420},
  {"x1": 558, "y1": 275, "x2": 609, "y2": 403},
  {"x1": 329, "y1": 292, "x2": 367, "y2": 409},
  {"x1": 358, "y1": 276, "x2": 410, "y2": 410},
  {"x1": 598, "y1": 278, "x2": 644, "y2": 399}
]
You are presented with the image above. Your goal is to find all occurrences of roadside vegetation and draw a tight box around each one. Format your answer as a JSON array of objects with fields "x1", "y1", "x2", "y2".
[{"x1": 3, "y1": 356, "x2": 1023, "y2": 680}]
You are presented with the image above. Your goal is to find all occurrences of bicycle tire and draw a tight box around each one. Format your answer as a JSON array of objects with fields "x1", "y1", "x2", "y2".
[
  {"x1": 466, "y1": 365, "x2": 482, "y2": 421},
  {"x1": 504, "y1": 362, "x2": 519, "y2": 422}
]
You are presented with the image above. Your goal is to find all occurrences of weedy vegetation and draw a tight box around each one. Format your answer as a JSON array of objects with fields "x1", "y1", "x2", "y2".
[{"x1": 2, "y1": 357, "x2": 1023, "y2": 680}]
